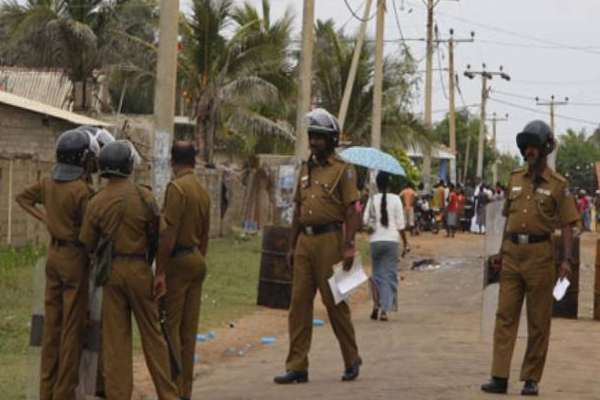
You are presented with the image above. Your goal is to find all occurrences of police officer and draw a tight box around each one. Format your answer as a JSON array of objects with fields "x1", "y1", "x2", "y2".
[
  {"x1": 274, "y1": 108, "x2": 362, "y2": 384},
  {"x1": 79, "y1": 141, "x2": 180, "y2": 400},
  {"x1": 16, "y1": 129, "x2": 97, "y2": 400},
  {"x1": 156, "y1": 141, "x2": 210, "y2": 400},
  {"x1": 481, "y1": 121, "x2": 579, "y2": 396}
]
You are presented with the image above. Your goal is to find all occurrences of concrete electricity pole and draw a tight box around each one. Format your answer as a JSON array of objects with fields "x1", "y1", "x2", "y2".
[
  {"x1": 434, "y1": 28, "x2": 474, "y2": 184},
  {"x1": 486, "y1": 112, "x2": 509, "y2": 184},
  {"x1": 339, "y1": 0, "x2": 373, "y2": 134},
  {"x1": 464, "y1": 64, "x2": 510, "y2": 181},
  {"x1": 536, "y1": 95, "x2": 569, "y2": 171},
  {"x1": 294, "y1": 0, "x2": 315, "y2": 162},
  {"x1": 153, "y1": 0, "x2": 180, "y2": 201},
  {"x1": 422, "y1": 0, "x2": 460, "y2": 190},
  {"x1": 371, "y1": 0, "x2": 386, "y2": 150}
]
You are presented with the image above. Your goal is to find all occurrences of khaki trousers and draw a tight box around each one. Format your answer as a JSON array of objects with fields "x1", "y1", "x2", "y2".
[
  {"x1": 285, "y1": 231, "x2": 359, "y2": 371},
  {"x1": 165, "y1": 252, "x2": 206, "y2": 399},
  {"x1": 492, "y1": 239, "x2": 555, "y2": 382},
  {"x1": 102, "y1": 259, "x2": 179, "y2": 400},
  {"x1": 40, "y1": 245, "x2": 89, "y2": 400}
]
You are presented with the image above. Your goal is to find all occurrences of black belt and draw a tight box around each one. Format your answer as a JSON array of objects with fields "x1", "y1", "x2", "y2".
[
  {"x1": 509, "y1": 234, "x2": 550, "y2": 245},
  {"x1": 113, "y1": 253, "x2": 147, "y2": 261},
  {"x1": 301, "y1": 222, "x2": 341, "y2": 236},
  {"x1": 51, "y1": 237, "x2": 84, "y2": 248},
  {"x1": 170, "y1": 246, "x2": 199, "y2": 258}
]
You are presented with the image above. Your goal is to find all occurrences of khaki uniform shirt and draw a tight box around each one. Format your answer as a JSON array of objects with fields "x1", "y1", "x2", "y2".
[
  {"x1": 503, "y1": 167, "x2": 579, "y2": 235},
  {"x1": 79, "y1": 179, "x2": 158, "y2": 255},
  {"x1": 17, "y1": 176, "x2": 93, "y2": 241},
  {"x1": 161, "y1": 169, "x2": 211, "y2": 247},
  {"x1": 294, "y1": 154, "x2": 359, "y2": 226}
]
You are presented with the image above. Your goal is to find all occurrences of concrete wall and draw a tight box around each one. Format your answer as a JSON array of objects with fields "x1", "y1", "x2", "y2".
[{"x1": 0, "y1": 104, "x2": 73, "y2": 162}]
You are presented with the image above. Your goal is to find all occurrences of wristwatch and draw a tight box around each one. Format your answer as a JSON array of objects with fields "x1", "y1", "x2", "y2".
[{"x1": 345, "y1": 239, "x2": 356, "y2": 248}]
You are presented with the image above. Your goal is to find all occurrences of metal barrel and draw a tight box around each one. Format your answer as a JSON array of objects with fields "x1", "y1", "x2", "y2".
[
  {"x1": 553, "y1": 235, "x2": 580, "y2": 319},
  {"x1": 257, "y1": 226, "x2": 292, "y2": 309}
]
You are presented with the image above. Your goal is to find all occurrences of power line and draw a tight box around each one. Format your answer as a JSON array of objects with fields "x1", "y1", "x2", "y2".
[
  {"x1": 435, "y1": 41, "x2": 448, "y2": 99},
  {"x1": 492, "y1": 89, "x2": 600, "y2": 107},
  {"x1": 488, "y1": 97, "x2": 600, "y2": 126},
  {"x1": 341, "y1": 0, "x2": 377, "y2": 22},
  {"x1": 390, "y1": 0, "x2": 411, "y2": 54},
  {"x1": 477, "y1": 39, "x2": 600, "y2": 51},
  {"x1": 405, "y1": 0, "x2": 600, "y2": 56}
]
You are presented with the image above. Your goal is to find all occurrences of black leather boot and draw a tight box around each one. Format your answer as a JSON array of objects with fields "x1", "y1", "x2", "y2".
[
  {"x1": 521, "y1": 380, "x2": 539, "y2": 396},
  {"x1": 273, "y1": 370, "x2": 308, "y2": 384},
  {"x1": 481, "y1": 376, "x2": 508, "y2": 394},
  {"x1": 341, "y1": 357, "x2": 362, "y2": 381}
]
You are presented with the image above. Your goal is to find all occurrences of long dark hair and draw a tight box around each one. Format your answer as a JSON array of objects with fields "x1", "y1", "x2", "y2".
[{"x1": 376, "y1": 171, "x2": 390, "y2": 227}]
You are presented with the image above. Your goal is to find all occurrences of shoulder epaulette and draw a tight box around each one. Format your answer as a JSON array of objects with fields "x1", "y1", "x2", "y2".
[
  {"x1": 548, "y1": 169, "x2": 567, "y2": 183},
  {"x1": 510, "y1": 167, "x2": 526, "y2": 175},
  {"x1": 168, "y1": 181, "x2": 184, "y2": 195}
]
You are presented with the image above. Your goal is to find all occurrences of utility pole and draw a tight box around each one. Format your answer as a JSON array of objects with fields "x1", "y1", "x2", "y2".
[
  {"x1": 422, "y1": 0, "x2": 460, "y2": 190},
  {"x1": 486, "y1": 112, "x2": 509, "y2": 184},
  {"x1": 371, "y1": 0, "x2": 386, "y2": 150},
  {"x1": 464, "y1": 64, "x2": 510, "y2": 181},
  {"x1": 535, "y1": 95, "x2": 569, "y2": 171},
  {"x1": 153, "y1": 0, "x2": 180, "y2": 201},
  {"x1": 339, "y1": 0, "x2": 373, "y2": 134},
  {"x1": 294, "y1": 0, "x2": 315, "y2": 162},
  {"x1": 434, "y1": 28, "x2": 474, "y2": 184}
]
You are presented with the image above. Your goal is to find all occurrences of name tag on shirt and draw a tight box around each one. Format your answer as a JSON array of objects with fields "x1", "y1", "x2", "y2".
[
  {"x1": 512, "y1": 186, "x2": 522, "y2": 192},
  {"x1": 536, "y1": 188, "x2": 551, "y2": 196}
]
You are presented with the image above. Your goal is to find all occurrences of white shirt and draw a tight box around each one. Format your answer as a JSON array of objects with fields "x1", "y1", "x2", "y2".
[{"x1": 363, "y1": 193, "x2": 406, "y2": 243}]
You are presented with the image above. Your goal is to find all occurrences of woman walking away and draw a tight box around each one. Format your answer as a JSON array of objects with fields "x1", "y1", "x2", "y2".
[{"x1": 363, "y1": 172, "x2": 406, "y2": 321}]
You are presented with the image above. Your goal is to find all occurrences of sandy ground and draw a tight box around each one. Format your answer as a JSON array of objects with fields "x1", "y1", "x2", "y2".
[{"x1": 131, "y1": 231, "x2": 600, "y2": 400}]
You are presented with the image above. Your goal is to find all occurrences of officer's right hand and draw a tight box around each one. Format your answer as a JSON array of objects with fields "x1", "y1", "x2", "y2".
[
  {"x1": 489, "y1": 254, "x2": 503, "y2": 272},
  {"x1": 286, "y1": 248, "x2": 295, "y2": 268},
  {"x1": 153, "y1": 273, "x2": 167, "y2": 302}
]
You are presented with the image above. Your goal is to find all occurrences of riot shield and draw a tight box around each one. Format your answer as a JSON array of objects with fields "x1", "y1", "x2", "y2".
[
  {"x1": 27, "y1": 257, "x2": 46, "y2": 400},
  {"x1": 75, "y1": 282, "x2": 102, "y2": 400},
  {"x1": 480, "y1": 200, "x2": 527, "y2": 339}
]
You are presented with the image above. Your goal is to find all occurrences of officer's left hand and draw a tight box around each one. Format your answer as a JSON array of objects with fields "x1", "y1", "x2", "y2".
[
  {"x1": 153, "y1": 273, "x2": 167, "y2": 302},
  {"x1": 342, "y1": 248, "x2": 355, "y2": 271},
  {"x1": 558, "y1": 259, "x2": 572, "y2": 279}
]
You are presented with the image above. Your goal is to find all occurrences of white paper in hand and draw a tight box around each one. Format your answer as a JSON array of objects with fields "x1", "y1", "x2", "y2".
[
  {"x1": 328, "y1": 256, "x2": 368, "y2": 304},
  {"x1": 553, "y1": 277, "x2": 570, "y2": 301}
]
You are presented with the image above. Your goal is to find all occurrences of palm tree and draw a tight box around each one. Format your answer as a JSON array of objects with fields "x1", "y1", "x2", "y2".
[
  {"x1": 311, "y1": 19, "x2": 429, "y2": 151},
  {"x1": 0, "y1": 0, "x2": 155, "y2": 110},
  {"x1": 179, "y1": 0, "x2": 295, "y2": 165}
]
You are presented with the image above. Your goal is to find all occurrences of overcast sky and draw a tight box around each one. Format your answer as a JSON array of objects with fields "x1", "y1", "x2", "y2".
[{"x1": 183, "y1": 0, "x2": 600, "y2": 155}]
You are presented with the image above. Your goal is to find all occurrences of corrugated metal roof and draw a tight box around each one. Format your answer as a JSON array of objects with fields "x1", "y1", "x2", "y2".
[
  {"x1": 0, "y1": 67, "x2": 73, "y2": 110},
  {"x1": 0, "y1": 90, "x2": 110, "y2": 127}
]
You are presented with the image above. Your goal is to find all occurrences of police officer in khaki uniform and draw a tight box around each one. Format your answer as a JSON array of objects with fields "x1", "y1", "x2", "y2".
[
  {"x1": 79, "y1": 141, "x2": 179, "y2": 400},
  {"x1": 156, "y1": 141, "x2": 210, "y2": 400},
  {"x1": 16, "y1": 129, "x2": 97, "y2": 400},
  {"x1": 274, "y1": 109, "x2": 362, "y2": 384},
  {"x1": 481, "y1": 121, "x2": 579, "y2": 396}
]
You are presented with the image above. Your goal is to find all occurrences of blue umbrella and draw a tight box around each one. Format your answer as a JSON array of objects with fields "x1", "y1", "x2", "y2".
[{"x1": 339, "y1": 146, "x2": 406, "y2": 176}]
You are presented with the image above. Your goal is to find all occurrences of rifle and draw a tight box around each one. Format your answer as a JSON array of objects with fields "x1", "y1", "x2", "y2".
[{"x1": 158, "y1": 298, "x2": 182, "y2": 380}]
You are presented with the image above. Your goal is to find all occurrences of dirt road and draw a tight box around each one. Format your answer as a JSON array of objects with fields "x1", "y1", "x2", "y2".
[{"x1": 136, "y1": 232, "x2": 600, "y2": 400}]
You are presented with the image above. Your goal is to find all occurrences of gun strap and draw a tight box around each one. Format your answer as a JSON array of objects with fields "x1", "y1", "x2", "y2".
[{"x1": 108, "y1": 185, "x2": 131, "y2": 241}]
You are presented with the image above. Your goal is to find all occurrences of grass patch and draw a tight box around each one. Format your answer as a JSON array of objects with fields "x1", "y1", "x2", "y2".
[
  {"x1": 0, "y1": 244, "x2": 45, "y2": 400},
  {"x1": 0, "y1": 235, "x2": 263, "y2": 400}
]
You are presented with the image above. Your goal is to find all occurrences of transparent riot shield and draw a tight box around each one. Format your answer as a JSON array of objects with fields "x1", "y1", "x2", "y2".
[
  {"x1": 481, "y1": 200, "x2": 527, "y2": 340},
  {"x1": 75, "y1": 280, "x2": 102, "y2": 400},
  {"x1": 27, "y1": 257, "x2": 45, "y2": 400}
]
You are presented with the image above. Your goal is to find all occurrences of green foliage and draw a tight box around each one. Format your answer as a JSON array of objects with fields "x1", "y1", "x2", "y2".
[
  {"x1": 556, "y1": 128, "x2": 600, "y2": 192},
  {"x1": 496, "y1": 152, "x2": 522, "y2": 186},
  {"x1": 433, "y1": 109, "x2": 497, "y2": 185},
  {"x1": 387, "y1": 146, "x2": 421, "y2": 190}
]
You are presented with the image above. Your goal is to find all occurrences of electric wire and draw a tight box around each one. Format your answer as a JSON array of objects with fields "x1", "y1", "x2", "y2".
[
  {"x1": 488, "y1": 97, "x2": 600, "y2": 126},
  {"x1": 341, "y1": 0, "x2": 377, "y2": 22}
]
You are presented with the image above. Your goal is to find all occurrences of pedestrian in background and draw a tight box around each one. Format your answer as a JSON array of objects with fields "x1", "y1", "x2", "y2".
[
  {"x1": 446, "y1": 183, "x2": 459, "y2": 238},
  {"x1": 364, "y1": 171, "x2": 406, "y2": 321},
  {"x1": 400, "y1": 181, "x2": 416, "y2": 235}
]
